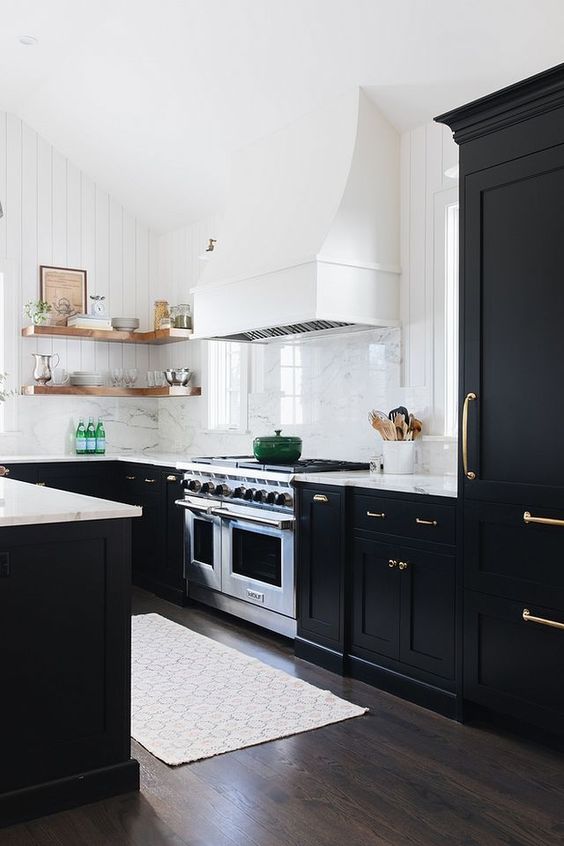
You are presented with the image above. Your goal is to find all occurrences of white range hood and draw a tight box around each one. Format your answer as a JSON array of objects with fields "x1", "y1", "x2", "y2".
[{"x1": 192, "y1": 89, "x2": 400, "y2": 342}]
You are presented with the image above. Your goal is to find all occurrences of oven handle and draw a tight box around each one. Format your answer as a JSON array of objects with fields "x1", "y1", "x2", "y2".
[
  {"x1": 210, "y1": 507, "x2": 295, "y2": 531},
  {"x1": 175, "y1": 499, "x2": 213, "y2": 515}
]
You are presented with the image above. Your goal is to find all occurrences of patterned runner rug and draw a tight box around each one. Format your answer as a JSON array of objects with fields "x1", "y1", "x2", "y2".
[{"x1": 131, "y1": 613, "x2": 368, "y2": 765}]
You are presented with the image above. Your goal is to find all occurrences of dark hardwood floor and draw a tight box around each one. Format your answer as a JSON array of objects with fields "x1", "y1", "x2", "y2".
[{"x1": 4, "y1": 588, "x2": 564, "y2": 846}]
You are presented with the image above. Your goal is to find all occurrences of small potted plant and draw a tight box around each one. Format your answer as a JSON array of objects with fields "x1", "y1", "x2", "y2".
[{"x1": 24, "y1": 300, "x2": 52, "y2": 326}]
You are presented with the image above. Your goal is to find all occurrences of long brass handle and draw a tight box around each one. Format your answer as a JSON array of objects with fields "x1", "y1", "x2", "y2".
[
  {"x1": 166, "y1": 474, "x2": 178, "y2": 482},
  {"x1": 462, "y1": 392, "x2": 477, "y2": 480},
  {"x1": 522, "y1": 608, "x2": 564, "y2": 631},
  {"x1": 367, "y1": 511, "x2": 386, "y2": 519},
  {"x1": 415, "y1": 518, "x2": 438, "y2": 527},
  {"x1": 523, "y1": 511, "x2": 564, "y2": 528},
  {"x1": 313, "y1": 494, "x2": 328, "y2": 503}
]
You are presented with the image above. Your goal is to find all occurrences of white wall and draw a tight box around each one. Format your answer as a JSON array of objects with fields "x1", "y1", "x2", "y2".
[{"x1": 0, "y1": 112, "x2": 161, "y2": 453}]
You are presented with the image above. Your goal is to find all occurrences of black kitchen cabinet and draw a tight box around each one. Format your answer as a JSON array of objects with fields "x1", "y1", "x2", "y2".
[
  {"x1": 437, "y1": 62, "x2": 564, "y2": 736},
  {"x1": 162, "y1": 470, "x2": 186, "y2": 604},
  {"x1": 0, "y1": 463, "x2": 38, "y2": 484},
  {"x1": 295, "y1": 484, "x2": 346, "y2": 672},
  {"x1": 350, "y1": 536, "x2": 400, "y2": 661}
]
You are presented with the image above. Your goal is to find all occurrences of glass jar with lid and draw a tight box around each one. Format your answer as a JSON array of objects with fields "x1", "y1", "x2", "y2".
[
  {"x1": 153, "y1": 300, "x2": 170, "y2": 332},
  {"x1": 171, "y1": 303, "x2": 192, "y2": 329}
]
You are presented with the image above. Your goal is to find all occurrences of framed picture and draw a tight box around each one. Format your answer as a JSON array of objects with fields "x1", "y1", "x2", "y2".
[{"x1": 40, "y1": 265, "x2": 87, "y2": 326}]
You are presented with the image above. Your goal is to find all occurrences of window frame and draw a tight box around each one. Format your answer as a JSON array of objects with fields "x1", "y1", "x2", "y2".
[{"x1": 204, "y1": 339, "x2": 249, "y2": 432}]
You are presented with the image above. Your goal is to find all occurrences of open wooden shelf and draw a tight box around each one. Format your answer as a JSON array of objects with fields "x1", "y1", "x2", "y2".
[
  {"x1": 21, "y1": 325, "x2": 193, "y2": 345},
  {"x1": 21, "y1": 385, "x2": 201, "y2": 398}
]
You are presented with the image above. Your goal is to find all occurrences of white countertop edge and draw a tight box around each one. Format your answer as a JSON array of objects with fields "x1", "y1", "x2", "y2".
[
  {"x1": 0, "y1": 478, "x2": 142, "y2": 528},
  {"x1": 292, "y1": 470, "x2": 458, "y2": 498}
]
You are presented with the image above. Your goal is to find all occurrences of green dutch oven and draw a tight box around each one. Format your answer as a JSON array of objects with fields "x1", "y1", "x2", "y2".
[{"x1": 253, "y1": 429, "x2": 303, "y2": 464}]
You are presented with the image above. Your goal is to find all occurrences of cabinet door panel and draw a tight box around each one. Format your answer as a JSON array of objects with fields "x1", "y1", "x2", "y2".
[
  {"x1": 464, "y1": 145, "x2": 564, "y2": 503},
  {"x1": 399, "y1": 545, "x2": 455, "y2": 680},
  {"x1": 351, "y1": 537, "x2": 400, "y2": 661},
  {"x1": 298, "y1": 487, "x2": 344, "y2": 648},
  {"x1": 163, "y1": 471, "x2": 185, "y2": 594},
  {"x1": 464, "y1": 591, "x2": 564, "y2": 734}
]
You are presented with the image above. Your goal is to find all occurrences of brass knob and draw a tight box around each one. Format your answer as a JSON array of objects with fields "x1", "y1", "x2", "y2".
[
  {"x1": 398, "y1": 561, "x2": 409, "y2": 571},
  {"x1": 388, "y1": 559, "x2": 398, "y2": 568}
]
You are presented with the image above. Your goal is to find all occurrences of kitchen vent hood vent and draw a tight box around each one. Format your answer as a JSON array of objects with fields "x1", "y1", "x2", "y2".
[{"x1": 192, "y1": 89, "x2": 400, "y2": 342}]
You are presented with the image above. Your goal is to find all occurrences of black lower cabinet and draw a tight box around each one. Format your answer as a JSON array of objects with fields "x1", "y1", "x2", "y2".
[
  {"x1": 0, "y1": 518, "x2": 139, "y2": 828},
  {"x1": 349, "y1": 534, "x2": 456, "y2": 716},
  {"x1": 295, "y1": 484, "x2": 458, "y2": 717},
  {"x1": 464, "y1": 591, "x2": 564, "y2": 736},
  {"x1": 296, "y1": 485, "x2": 346, "y2": 673}
]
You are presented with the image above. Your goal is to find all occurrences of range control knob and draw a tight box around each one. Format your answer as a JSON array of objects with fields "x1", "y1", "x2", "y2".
[
  {"x1": 276, "y1": 492, "x2": 293, "y2": 507},
  {"x1": 201, "y1": 481, "x2": 215, "y2": 495},
  {"x1": 266, "y1": 491, "x2": 278, "y2": 505},
  {"x1": 215, "y1": 483, "x2": 232, "y2": 497},
  {"x1": 186, "y1": 479, "x2": 202, "y2": 493},
  {"x1": 244, "y1": 488, "x2": 256, "y2": 501},
  {"x1": 253, "y1": 489, "x2": 268, "y2": 503},
  {"x1": 233, "y1": 486, "x2": 246, "y2": 499}
]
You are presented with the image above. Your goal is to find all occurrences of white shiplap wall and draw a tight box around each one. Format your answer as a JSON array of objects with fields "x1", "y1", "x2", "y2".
[
  {"x1": 400, "y1": 120, "x2": 458, "y2": 395},
  {"x1": 0, "y1": 111, "x2": 161, "y2": 391}
]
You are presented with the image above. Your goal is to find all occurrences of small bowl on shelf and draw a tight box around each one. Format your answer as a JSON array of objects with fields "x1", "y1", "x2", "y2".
[
  {"x1": 164, "y1": 368, "x2": 192, "y2": 387},
  {"x1": 111, "y1": 317, "x2": 140, "y2": 331}
]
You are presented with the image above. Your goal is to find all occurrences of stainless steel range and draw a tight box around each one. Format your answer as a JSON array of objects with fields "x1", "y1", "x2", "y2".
[{"x1": 176, "y1": 456, "x2": 368, "y2": 637}]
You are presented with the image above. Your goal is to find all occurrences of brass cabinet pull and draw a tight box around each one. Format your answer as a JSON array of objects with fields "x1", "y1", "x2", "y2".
[
  {"x1": 523, "y1": 511, "x2": 564, "y2": 528},
  {"x1": 166, "y1": 474, "x2": 178, "y2": 482},
  {"x1": 0, "y1": 467, "x2": 10, "y2": 476},
  {"x1": 35, "y1": 481, "x2": 46, "y2": 487},
  {"x1": 388, "y1": 559, "x2": 398, "y2": 568},
  {"x1": 144, "y1": 478, "x2": 157, "y2": 484},
  {"x1": 462, "y1": 392, "x2": 477, "y2": 480},
  {"x1": 522, "y1": 608, "x2": 564, "y2": 631},
  {"x1": 398, "y1": 561, "x2": 409, "y2": 571},
  {"x1": 416, "y1": 517, "x2": 438, "y2": 527},
  {"x1": 367, "y1": 511, "x2": 385, "y2": 519},
  {"x1": 125, "y1": 475, "x2": 136, "y2": 480},
  {"x1": 313, "y1": 494, "x2": 328, "y2": 503}
]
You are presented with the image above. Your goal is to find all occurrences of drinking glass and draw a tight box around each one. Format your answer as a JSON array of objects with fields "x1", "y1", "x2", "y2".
[
  {"x1": 147, "y1": 370, "x2": 155, "y2": 387},
  {"x1": 128, "y1": 368, "x2": 138, "y2": 387},
  {"x1": 112, "y1": 368, "x2": 123, "y2": 387}
]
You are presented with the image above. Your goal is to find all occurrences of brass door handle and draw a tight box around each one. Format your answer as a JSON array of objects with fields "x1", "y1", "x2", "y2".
[
  {"x1": 462, "y1": 392, "x2": 477, "y2": 480},
  {"x1": 398, "y1": 561, "x2": 409, "y2": 571},
  {"x1": 166, "y1": 474, "x2": 178, "y2": 482},
  {"x1": 522, "y1": 608, "x2": 564, "y2": 631},
  {"x1": 415, "y1": 518, "x2": 438, "y2": 527},
  {"x1": 388, "y1": 559, "x2": 398, "y2": 568},
  {"x1": 125, "y1": 475, "x2": 136, "y2": 480},
  {"x1": 523, "y1": 511, "x2": 564, "y2": 527},
  {"x1": 313, "y1": 494, "x2": 328, "y2": 503},
  {"x1": 145, "y1": 478, "x2": 157, "y2": 484},
  {"x1": 367, "y1": 511, "x2": 385, "y2": 519}
]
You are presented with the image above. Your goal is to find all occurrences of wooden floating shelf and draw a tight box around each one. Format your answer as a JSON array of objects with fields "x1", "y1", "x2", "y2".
[
  {"x1": 21, "y1": 325, "x2": 194, "y2": 345},
  {"x1": 21, "y1": 385, "x2": 201, "y2": 398}
]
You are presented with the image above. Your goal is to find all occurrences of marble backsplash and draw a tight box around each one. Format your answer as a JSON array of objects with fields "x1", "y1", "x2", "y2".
[
  {"x1": 157, "y1": 328, "x2": 457, "y2": 475},
  {"x1": 0, "y1": 396, "x2": 159, "y2": 455}
]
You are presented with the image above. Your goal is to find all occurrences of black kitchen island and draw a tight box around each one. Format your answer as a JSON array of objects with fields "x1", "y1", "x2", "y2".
[{"x1": 0, "y1": 476, "x2": 142, "y2": 828}]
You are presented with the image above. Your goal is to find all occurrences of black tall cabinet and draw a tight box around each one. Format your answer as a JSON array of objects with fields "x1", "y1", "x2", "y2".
[{"x1": 437, "y1": 64, "x2": 564, "y2": 736}]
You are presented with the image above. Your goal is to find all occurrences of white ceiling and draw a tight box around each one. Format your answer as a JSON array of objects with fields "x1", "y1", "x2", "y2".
[{"x1": 1, "y1": 0, "x2": 564, "y2": 232}]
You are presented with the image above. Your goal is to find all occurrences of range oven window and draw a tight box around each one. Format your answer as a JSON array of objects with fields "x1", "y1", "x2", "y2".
[
  {"x1": 231, "y1": 527, "x2": 282, "y2": 587},
  {"x1": 193, "y1": 518, "x2": 214, "y2": 566}
]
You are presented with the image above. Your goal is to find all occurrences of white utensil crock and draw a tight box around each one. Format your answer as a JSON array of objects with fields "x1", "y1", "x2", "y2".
[{"x1": 382, "y1": 441, "x2": 415, "y2": 474}]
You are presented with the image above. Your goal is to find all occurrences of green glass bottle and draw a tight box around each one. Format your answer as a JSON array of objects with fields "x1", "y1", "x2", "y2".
[
  {"x1": 85, "y1": 417, "x2": 96, "y2": 455},
  {"x1": 75, "y1": 418, "x2": 87, "y2": 455},
  {"x1": 95, "y1": 418, "x2": 106, "y2": 455}
]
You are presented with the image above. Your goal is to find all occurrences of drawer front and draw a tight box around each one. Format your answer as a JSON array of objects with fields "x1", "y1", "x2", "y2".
[
  {"x1": 353, "y1": 494, "x2": 455, "y2": 545},
  {"x1": 120, "y1": 464, "x2": 161, "y2": 500},
  {"x1": 464, "y1": 590, "x2": 564, "y2": 735},
  {"x1": 464, "y1": 500, "x2": 564, "y2": 608}
]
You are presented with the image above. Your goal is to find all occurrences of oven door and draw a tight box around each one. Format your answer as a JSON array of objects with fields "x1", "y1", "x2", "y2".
[
  {"x1": 217, "y1": 511, "x2": 295, "y2": 618},
  {"x1": 176, "y1": 498, "x2": 222, "y2": 591}
]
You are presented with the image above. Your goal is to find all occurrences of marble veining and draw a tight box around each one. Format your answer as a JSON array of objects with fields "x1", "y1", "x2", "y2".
[
  {"x1": 0, "y1": 477, "x2": 142, "y2": 527},
  {"x1": 293, "y1": 471, "x2": 457, "y2": 498}
]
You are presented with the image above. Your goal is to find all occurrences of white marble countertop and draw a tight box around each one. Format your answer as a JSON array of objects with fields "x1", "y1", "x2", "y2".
[
  {"x1": 0, "y1": 477, "x2": 142, "y2": 528},
  {"x1": 293, "y1": 471, "x2": 458, "y2": 498}
]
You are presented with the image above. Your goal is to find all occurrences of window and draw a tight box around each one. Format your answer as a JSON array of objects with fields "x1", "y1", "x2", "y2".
[
  {"x1": 206, "y1": 340, "x2": 248, "y2": 431},
  {"x1": 279, "y1": 344, "x2": 304, "y2": 425},
  {"x1": 444, "y1": 202, "x2": 459, "y2": 438}
]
